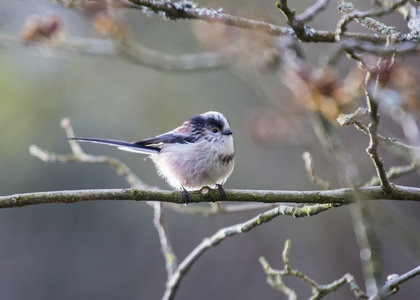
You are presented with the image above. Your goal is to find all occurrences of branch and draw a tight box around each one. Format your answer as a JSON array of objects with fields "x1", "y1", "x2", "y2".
[
  {"x1": 259, "y1": 239, "x2": 368, "y2": 299},
  {"x1": 153, "y1": 202, "x2": 178, "y2": 278},
  {"x1": 117, "y1": 40, "x2": 227, "y2": 71},
  {"x1": 302, "y1": 151, "x2": 331, "y2": 190},
  {"x1": 338, "y1": 109, "x2": 420, "y2": 159},
  {"x1": 2, "y1": 185, "x2": 420, "y2": 208},
  {"x1": 365, "y1": 93, "x2": 393, "y2": 193},
  {"x1": 127, "y1": 0, "x2": 291, "y2": 36},
  {"x1": 336, "y1": 1, "x2": 406, "y2": 40},
  {"x1": 375, "y1": 0, "x2": 420, "y2": 34},
  {"x1": 9, "y1": 0, "x2": 419, "y2": 75},
  {"x1": 354, "y1": 89, "x2": 388, "y2": 297},
  {"x1": 52, "y1": 0, "x2": 390, "y2": 43},
  {"x1": 0, "y1": 33, "x2": 226, "y2": 71},
  {"x1": 276, "y1": 0, "x2": 331, "y2": 42},
  {"x1": 163, "y1": 204, "x2": 335, "y2": 300},
  {"x1": 369, "y1": 265, "x2": 420, "y2": 299},
  {"x1": 287, "y1": 259, "x2": 420, "y2": 299},
  {"x1": 32, "y1": 118, "x2": 283, "y2": 217},
  {"x1": 293, "y1": 0, "x2": 330, "y2": 25},
  {"x1": 29, "y1": 118, "x2": 150, "y2": 189},
  {"x1": 364, "y1": 164, "x2": 419, "y2": 187}
]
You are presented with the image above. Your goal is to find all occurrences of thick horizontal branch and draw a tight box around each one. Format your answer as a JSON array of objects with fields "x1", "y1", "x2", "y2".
[{"x1": 2, "y1": 185, "x2": 420, "y2": 209}]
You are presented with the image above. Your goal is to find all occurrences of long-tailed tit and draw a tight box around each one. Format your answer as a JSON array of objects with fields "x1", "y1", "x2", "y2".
[{"x1": 68, "y1": 111, "x2": 235, "y2": 204}]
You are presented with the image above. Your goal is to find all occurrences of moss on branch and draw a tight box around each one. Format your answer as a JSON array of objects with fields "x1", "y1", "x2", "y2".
[{"x1": 1, "y1": 185, "x2": 420, "y2": 209}]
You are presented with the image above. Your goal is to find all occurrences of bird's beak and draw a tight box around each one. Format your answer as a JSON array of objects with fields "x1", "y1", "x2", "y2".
[{"x1": 224, "y1": 130, "x2": 233, "y2": 135}]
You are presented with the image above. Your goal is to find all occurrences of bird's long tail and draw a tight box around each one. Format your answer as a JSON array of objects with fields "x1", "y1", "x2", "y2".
[{"x1": 66, "y1": 137, "x2": 160, "y2": 154}]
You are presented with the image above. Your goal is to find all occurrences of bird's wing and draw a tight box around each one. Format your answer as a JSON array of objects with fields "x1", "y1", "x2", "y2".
[
  {"x1": 66, "y1": 137, "x2": 160, "y2": 154},
  {"x1": 133, "y1": 133, "x2": 196, "y2": 148}
]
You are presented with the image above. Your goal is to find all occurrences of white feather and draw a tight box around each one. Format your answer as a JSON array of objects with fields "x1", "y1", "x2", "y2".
[{"x1": 117, "y1": 146, "x2": 159, "y2": 155}]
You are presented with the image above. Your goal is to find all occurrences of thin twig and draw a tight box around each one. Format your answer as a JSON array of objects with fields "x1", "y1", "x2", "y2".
[
  {"x1": 162, "y1": 204, "x2": 335, "y2": 300},
  {"x1": 153, "y1": 203, "x2": 178, "y2": 278},
  {"x1": 369, "y1": 265, "x2": 420, "y2": 300},
  {"x1": 294, "y1": 0, "x2": 331, "y2": 25},
  {"x1": 365, "y1": 89, "x2": 393, "y2": 193},
  {"x1": 364, "y1": 164, "x2": 418, "y2": 187},
  {"x1": 352, "y1": 120, "x2": 420, "y2": 159},
  {"x1": 52, "y1": 120, "x2": 180, "y2": 290},
  {"x1": 276, "y1": 0, "x2": 331, "y2": 33},
  {"x1": 355, "y1": 68, "x2": 393, "y2": 295},
  {"x1": 0, "y1": 33, "x2": 226, "y2": 71},
  {"x1": 259, "y1": 239, "x2": 368, "y2": 299},
  {"x1": 276, "y1": 0, "x2": 329, "y2": 42},
  {"x1": 116, "y1": 40, "x2": 227, "y2": 71},
  {"x1": 302, "y1": 151, "x2": 331, "y2": 190},
  {"x1": 336, "y1": 1, "x2": 407, "y2": 40},
  {"x1": 29, "y1": 118, "x2": 149, "y2": 189}
]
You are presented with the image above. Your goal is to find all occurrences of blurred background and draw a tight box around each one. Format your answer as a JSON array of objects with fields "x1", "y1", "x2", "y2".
[{"x1": 1, "y1": 0, "x2": 420, "y2": 299}]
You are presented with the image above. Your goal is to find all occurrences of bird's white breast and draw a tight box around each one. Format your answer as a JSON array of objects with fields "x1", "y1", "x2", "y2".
[{"x1": 151, "y1": 136, "x2": 234, "y2": 190}]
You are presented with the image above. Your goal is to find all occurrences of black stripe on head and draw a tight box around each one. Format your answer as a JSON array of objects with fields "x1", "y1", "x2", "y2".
[
  {"x1": 189, "y1": 115, "x2": 207, "y2": 129},
  {"x1": 190, "y1": 115, "x2": 224, "y2": 130}
]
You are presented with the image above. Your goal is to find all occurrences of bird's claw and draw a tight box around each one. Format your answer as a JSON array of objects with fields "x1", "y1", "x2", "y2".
[
  {"x1": 182, "y1": 187, "x2": 191, "y2": 206},
  {"x1": 216, "y1": 184, "x2": 226, "y2": 202}
]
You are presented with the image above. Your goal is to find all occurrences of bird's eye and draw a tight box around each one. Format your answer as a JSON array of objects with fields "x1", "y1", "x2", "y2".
[{"x1": 212, "y1": 128, "x2": 219, "y2": 133}]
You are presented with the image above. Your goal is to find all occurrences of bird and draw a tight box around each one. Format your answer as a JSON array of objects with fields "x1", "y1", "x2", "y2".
[{"x1": 67, "y1": 111, "x2": 235, "y2": 204}]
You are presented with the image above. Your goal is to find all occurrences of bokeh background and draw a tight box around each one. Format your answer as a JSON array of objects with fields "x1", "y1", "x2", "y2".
[{"x1": 1, "y1": 0, "x2": 420, "y2": 299}]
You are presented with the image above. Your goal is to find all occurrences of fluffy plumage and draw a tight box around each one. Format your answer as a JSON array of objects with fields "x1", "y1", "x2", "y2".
[{"x1": 67, "y1": 111, "x2": 235, "y2": 203}]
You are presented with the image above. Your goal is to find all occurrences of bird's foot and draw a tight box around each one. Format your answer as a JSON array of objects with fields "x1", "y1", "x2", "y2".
[
  {"x1": 181, "y1": 187, "x2": 191, "y2": 206},
  {"x1": 216, "y1": 184, "x2": 226, "y2": 202}
]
